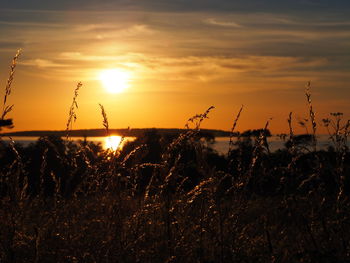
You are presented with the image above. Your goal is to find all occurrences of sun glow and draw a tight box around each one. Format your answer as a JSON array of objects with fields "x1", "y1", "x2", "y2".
[
  {"x1": 104, "y1": 135, "x2": 123, "y2": 151},
  {"x1": 99, "y1": 69, "x2": 131, "y2": 93}
]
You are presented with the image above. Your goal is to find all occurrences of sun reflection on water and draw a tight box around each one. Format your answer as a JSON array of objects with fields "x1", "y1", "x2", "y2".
[{"x1": 104, "y1": 135, "x2": 123, "y2": 151}]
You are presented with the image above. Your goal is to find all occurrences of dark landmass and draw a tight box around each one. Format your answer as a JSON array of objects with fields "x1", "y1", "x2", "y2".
[{"x1": 1, "y1": 128, "x2": 233, "y2": 138}]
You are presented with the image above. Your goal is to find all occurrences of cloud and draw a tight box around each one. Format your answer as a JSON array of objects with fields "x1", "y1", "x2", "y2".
[
  {"x1": 204, "y1": 18, "x2": 242, "y2": 28},
  {"x1": 22, "y1": 59, "x2": 67, "y2": 68},
  {"x1": 0, "y1": 21, "x2": 65, "y2": 29},
  {"x1": 1, "y1": 2, "x2": 349, "y2": 92},
  {"x1": 15, "y1": 50, "x2": 334, "y2": 86}
]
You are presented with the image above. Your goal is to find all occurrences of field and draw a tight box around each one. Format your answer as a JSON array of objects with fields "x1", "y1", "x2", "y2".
[{"x1": 0, "y1": 51, "x2": 350, "y2": 263}]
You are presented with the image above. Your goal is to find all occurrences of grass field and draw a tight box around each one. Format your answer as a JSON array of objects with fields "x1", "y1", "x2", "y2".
[{"x1": 0, "y1": 51, "x2": 350, "y2": 263}]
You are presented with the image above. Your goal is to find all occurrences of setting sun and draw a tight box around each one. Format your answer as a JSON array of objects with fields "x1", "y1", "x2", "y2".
[{"x1": 99, "y1": 69, "x2": 131, "y2": 93}]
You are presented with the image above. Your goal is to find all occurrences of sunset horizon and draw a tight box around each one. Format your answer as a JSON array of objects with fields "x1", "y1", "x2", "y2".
[
  {"x1": 1, "y1": 1, "x2": 350, "y2": 262},
  {"x1": 1, "y1": 0, "x2": 349, "y2": 135}
]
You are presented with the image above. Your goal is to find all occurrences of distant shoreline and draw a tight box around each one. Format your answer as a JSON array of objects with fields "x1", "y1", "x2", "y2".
[{"x1": 0, "y1": 128, "x2": 232, "y2": 138}]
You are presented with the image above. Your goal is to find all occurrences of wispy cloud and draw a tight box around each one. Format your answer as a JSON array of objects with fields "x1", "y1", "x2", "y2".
[
  {"x1": 21, "y1": 59, "x2": 68, "y2": 68},
  {"x1": 204, "y1": 18, "x2": 242, "y2": 28},
  {"x1": 2, "y1": 7, "x2": 348, "y2": 88}
]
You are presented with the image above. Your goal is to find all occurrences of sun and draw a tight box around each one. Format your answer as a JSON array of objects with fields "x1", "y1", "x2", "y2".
[{"x1": 99, "y1": 68, "x2": 131, "y2": 93}]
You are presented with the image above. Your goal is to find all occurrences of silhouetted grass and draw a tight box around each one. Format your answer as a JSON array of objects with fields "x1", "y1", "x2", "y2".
[
  {"x1": 0, "y1": 52, "x2": 350, "y2": 263},
  {"x1": 66, "y1": 82, "x2": 82, "y2": 140},
  {"x1": 0, "y1": 49, "x2": 21, "y2": 130}
]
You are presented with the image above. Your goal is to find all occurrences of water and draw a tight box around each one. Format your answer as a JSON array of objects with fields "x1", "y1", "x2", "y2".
[
  {"x1": 0, "y1": 135, "x2": 342, "y2": 155},
  {"x1": 208, "y1": 135, "x2": 338, "y2": 154},
  {"x1": 0, "y1": 136, "x2": 135, "y2": 151}
]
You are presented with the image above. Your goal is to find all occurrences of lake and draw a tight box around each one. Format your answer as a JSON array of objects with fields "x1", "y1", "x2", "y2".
[{"x1": 0, "y1": 135, "x2": 341, "y2": 155}]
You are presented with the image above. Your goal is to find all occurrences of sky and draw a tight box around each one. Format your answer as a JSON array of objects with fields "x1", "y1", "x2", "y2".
[{"x1": 0, "y1": 0, "x2": 349, "y2": 134}]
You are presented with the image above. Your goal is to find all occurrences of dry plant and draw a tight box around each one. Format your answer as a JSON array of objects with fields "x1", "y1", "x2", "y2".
[
  {"x1": 0, "y1": 49, "x2": 21, "y2": 130},
  {"x1": 228, "y1": 105, "x2": 243, "y2": 154},
  {"x1": 305, "y1": 82, "x2": 317, "y2": 151},
  {"x1": 248, "y1": 118, "x2": 272, "y2": 179},
  {"x1": 185, "y1": 105, "x2": 215, "y2": 130},
  {"x1": 287, "y1": 112, "x2": 296, "y2": 152},
  {"x1": 322, "y1": 112, "x2": 350, "y2": 152},
  {"x1": 99, "y1": 103, "x2": 109, "y2": 136},
  {"x1": 65, "y1": 82, "x2": 82, "y2": 139}
]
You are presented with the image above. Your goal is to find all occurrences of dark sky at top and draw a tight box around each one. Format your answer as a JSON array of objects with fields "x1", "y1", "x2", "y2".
[{"x1": 2, "y1": 0, "x2": 350, "y2": 13}]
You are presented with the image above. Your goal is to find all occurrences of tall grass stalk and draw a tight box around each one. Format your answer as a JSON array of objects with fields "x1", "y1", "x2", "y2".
[
  {"x1": 305, "y1": 82, "x2": 317, "y2": 151},
  {"x1": 287, "y1": 112, "x2": 297, "y2": 155},
  {"x1": 65, "y1": 82, "x2": 82, "y2": 140},
  {"x1": 0, "y1": 49, "x2": 21, "y2": 130},
  {"x1": 185, "y1": 105, "x2": 215, "y2": 130},
  {"x1": 99, "y1": 103, "x2": 109, "y2": 137},
  {"x1": 228, "y1": 105, "x2": 243, "y2": 154},
  {"x1": 1, "y1": 49, "x2": 21, "y2": 120},
  {"x1": 247, "y1": 118, "x2": 272, "y2": 184}
]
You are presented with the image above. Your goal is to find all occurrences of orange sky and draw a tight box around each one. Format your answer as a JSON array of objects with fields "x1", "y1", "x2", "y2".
[{"x1": 1, "y1": 2, "x2": 349, "y2": 134}]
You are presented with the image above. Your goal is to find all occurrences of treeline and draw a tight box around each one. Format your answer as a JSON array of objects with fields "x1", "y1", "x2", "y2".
[{"x1": 1, "y1": 127, "x2": 232, "y2": 138}]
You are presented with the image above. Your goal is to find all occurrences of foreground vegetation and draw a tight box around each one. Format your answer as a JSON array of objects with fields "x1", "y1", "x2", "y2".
[{"x1": 0, "y1": 51, "x2": 349, "y2": 262}]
